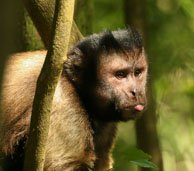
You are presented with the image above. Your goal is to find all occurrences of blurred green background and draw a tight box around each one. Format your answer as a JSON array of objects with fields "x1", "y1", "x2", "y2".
[
  {"x1": 92, "y1": 0, "x2": 194, "y2": 171},
  {"x1": 0, "y1": 0, "x2": 194, "y2": 170}
]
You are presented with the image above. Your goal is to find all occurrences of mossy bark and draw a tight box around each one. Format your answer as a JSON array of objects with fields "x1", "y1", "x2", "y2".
[
  {"x1": 22, "y1": 0, "x2": 83, "y2": 48},
  {"x1": 123, "y1": 0, "x2": 163, "y2": 170},
  {"x1": 23, "y1": 0, "x2": 75, "y2": 170}
]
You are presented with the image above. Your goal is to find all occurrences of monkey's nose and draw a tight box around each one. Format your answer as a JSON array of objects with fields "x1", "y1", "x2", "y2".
[
  {"x1": 131, "y1": 88, "x2": 136, "y2": 97},
  {"x1": 131, "y1": 91, "x2": 136, "y2": 97}
]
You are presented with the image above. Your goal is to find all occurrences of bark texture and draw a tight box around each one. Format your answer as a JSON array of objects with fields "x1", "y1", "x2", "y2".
[
  {"x1": 23, "y1": 0, "x2": 75, "y2": 170},
  {"x1": 22, "y1": 0, "x2": 83, "y2": 48}
]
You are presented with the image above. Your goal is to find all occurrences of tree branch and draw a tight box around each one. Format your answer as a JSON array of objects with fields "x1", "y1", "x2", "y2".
[
  {"x1": 22, "y1": 0, "x2": 83, "y2": 48},
  {"x1": 23, "y1": 0, "x2": 75, "y2": 170}
]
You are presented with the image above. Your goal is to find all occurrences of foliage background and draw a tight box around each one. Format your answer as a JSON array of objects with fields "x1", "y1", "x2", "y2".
[
  {"x1": 0, "y1": 0, "x2": 194, "y2": 170},
  {"x1": 92, "y1": 0, "x2": 194, "y2": 170}
]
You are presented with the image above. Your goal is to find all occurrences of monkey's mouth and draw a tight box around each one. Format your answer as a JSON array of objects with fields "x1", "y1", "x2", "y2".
[{"x1": 121, "y1": 104, "x2": 145, "y2": 120}]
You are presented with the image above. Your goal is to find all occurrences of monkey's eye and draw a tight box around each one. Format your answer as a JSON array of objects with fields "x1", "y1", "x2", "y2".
[
  {"x1": 115, "y1": 71, "x2": 127, "y2": 79},
  {"x1": 134, "y1": 69, "x2": 142, "y2": 77}
]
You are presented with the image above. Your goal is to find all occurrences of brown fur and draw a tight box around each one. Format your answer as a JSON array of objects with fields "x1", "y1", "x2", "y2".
[
  {"x1": 0, "y1": 29, "x2": 147, "y2": 171},
  {"x1": 0, "y1": 51, "x2": 117, "y2": 171}
]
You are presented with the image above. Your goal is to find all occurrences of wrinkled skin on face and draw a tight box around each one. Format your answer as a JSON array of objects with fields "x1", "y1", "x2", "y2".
[{"x1": 93, "y1": 50, "x2": 148, "y2": 121}]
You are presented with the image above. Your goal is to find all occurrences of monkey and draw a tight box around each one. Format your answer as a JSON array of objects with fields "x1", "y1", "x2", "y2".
[{"x1": 0, "y1": 28, "x2": 148, "y2": 171}]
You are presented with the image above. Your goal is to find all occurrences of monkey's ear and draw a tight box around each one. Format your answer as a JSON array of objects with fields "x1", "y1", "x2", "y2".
[
  {"x1": 64, "y1": 48, "x2": 84, "y2": 85},
  {"x1": 67, "y1": 48, "x2": 83, "y2": 71}
]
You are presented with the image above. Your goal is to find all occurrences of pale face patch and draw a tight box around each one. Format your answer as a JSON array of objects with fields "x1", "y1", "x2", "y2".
[{"x1": 95, "y1": 51, "x2": 148, "y2": 121}]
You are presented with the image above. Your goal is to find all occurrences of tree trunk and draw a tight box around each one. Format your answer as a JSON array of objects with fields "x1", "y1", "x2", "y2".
[
  {"x1": 23, "y1": 0, "x2": 75, "y2": 170},
  {"x1": 123, "y1": 0, "x2": 146, "y2": 39},
  {"x1": 22, "y1": 0, "x2": 83, "y2": 48},
  {"x1": 123, "y1": 0, "x2": 163, "y2": 170}
]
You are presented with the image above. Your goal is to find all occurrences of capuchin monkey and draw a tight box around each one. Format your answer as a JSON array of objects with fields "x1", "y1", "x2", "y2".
[{"x1": 0, "y1": 28, "x2": 148, "y2": 171}]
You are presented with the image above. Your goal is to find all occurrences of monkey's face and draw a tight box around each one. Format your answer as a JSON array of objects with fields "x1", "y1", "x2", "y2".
[{"x1": 94, "y1": 51, "x2": 148, "y2": 121}]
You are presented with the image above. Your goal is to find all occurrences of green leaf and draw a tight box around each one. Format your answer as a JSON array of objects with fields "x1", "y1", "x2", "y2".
[
  {"x1": 113, "y1": 146, "x2": 151, "y2": 162},
  {"x1": 130, "y1": 159, "x2": 159, "y2": 171},
  {"x1": 122, "y1": 148, "x2": 152, "y2": 161},
  {"x1": 113, "y1": 143, "x2": 158, "y2": 170}
]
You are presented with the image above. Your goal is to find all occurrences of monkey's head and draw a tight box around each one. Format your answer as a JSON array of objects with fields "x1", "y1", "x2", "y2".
[{"x1": 64, "y1": 28, "x2": 148, "y2": 122}]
